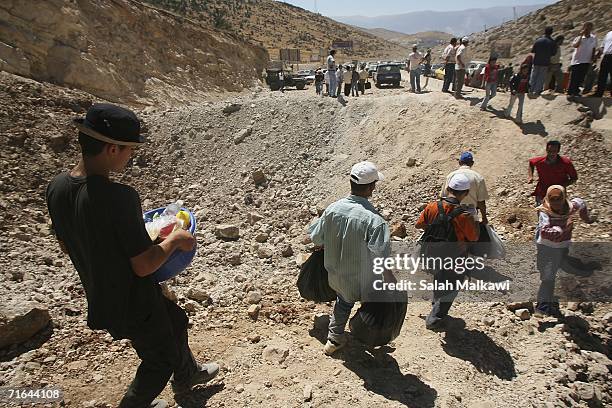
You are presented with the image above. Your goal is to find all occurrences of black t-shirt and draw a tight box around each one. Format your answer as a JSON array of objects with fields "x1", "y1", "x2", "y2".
[
  {"x1": 532, "y1": 36, "x2": 557, "y2": 66},
  {"x1": 46, "y1": 172, "x2": 162, "y2": 332}
]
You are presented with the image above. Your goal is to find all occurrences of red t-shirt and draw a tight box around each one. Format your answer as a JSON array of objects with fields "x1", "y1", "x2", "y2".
[{"x1": 529, "y1": 155, "x2": 577, "y2": 199}]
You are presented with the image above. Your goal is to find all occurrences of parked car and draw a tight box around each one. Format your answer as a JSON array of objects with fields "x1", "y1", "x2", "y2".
[
  {"x1": 466, "y1": 60, "x2": 487, "y2": 88},
  {"x1": 297, "y1": 69, "x2": 316, "y2": 84},
  {"x1": 373, "y1": 64, "x2": 401, "y2": 87},
  {"x1": 265, "y1": 69, "x2": 307, "y2": 91},
  {"x1": 367, "y1": 63, "x2": 378, "y2": 78},
  {"x1": 429, "y1": 63, "x2": 444, "y2": 77}
]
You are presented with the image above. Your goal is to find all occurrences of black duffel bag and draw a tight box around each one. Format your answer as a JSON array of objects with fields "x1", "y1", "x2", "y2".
[
  {"x1": 297, "y1": 250, "x2": 336, "y2": 302},
  {"x1": 365, "y1": 81, "x2": 372, "y2": 89},
  {"x1": 349, "y1": 290, "x2": 408, "y2": 346}
]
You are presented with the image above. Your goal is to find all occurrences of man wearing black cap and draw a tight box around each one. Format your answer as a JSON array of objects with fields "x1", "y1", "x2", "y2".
[{"x1": 46, "y1": 103, "x2": 218, "y2": 408}]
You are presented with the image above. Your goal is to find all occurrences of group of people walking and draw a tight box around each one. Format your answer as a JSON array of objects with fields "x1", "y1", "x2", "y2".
[
  {"x1": 310, "y1": 138, "x2": 592, "y2": 353},
  {"x1": 438, "y1": 23, "x2": 611, "y2": 124}
]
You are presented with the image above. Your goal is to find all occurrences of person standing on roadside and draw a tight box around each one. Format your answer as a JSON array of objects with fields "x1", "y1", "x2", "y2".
[
  {"x1": 351, "y1": 65, "x2": 360, "y2": 97},
  {"x1": 593, "y1": 30, "x2": 612, "y2": 97},
  {"x1": 454, "y1": 37, "x2": 470, "y2": 99},
  {"x1": 422, "y1": 48, "x2": 432, "y2": 90},
  {"x1": 530, "y1": 26, "x2": 558, "y2": 96},
  {"x1": 336, "y1": 65, "x2": 344, "y2": 97},
  {"x1": 327, "y1": 50, "x2": 338, "y2": 97},
  {"x1": 567, "y1": 22, "x2": 598, "y2": 97},
  {"x1": 408, "y1": 44, "x2": 423, "y2": 93},
  {"x1": 534, "y1": 185, "x2": 594, "y2": 317},
  {"x1": 278, "y1": 70, "x2": 285, "y2": 93},
  {"x1": 441, "y1": 152, "x2": 489, "y2": 224},
  {"x1": 417, "y1": 173, "x2": 479, "y2": 330},
  {"x1": 505, "y1": 64, "x2": 530, "y2": 124},
  {"x1": 528, "y1": 140, "x2": 578, "y2": 205},
  {"x1": 46, "y1": 104, "x2": 219, "y2": 408},
  {"x1": 315, "y1": 68, "x2": 324, "y2": 96},
  {"x1": 344, "y1": 65, "x2": 353, "y2": 96},
  {"x1": 480, "y1": 55, "x2": 500, "y2": 110},
  {"x1": 309, "y1": 162, "x2": 392, "y2": 355},
  {"x1": 545, "y1": 36, "x2": 565, "y2": 93},
  {"x1": 442, "y1": 38, "x2": 458, "y2": 93},
  {"x1": 358, "y1": 63, "x2": 369, "y2": 95}
]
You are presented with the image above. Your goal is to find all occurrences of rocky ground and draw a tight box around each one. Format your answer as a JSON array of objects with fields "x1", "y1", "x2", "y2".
[{"x1": 0, "y1": 70, "x2": 611, "y2": 408}]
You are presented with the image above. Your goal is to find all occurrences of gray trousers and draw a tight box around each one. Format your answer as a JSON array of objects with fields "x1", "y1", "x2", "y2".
[
  {"x1": 454, "y1": 69, "x2": 465, "y2": 97},
  {"x1": 536, "y1": 245, "x2": 568, "y2": 308},
  {"x1": 328, "y1": 295, "x2": 354, "y2": 344},
  {"x1": 426, "y1": 269, "x2": 466, "y2": 326},
  {"x1": 545, "y1": 63, "x2": 563, "y2": 92}
]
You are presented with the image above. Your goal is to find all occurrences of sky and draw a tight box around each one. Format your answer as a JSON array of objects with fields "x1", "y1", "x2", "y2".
[{"x1": 278, "y1": 0, "x2": 557, "y2": 17}]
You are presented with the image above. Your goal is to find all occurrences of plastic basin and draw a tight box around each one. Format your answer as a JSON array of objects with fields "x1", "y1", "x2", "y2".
[{"x1": 143, "y1": 207, "x2": 197, "y2": 283}]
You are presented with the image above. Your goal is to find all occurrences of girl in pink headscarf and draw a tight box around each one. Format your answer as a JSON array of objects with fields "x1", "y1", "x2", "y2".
[{"x1": 534, "y1": 185, "x2": 594, "y2": 316}]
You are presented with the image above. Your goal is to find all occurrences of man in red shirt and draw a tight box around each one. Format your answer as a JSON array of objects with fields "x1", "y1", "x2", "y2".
[{"x1": 528, "y1": 140, "x2": 578, "y2": 205}]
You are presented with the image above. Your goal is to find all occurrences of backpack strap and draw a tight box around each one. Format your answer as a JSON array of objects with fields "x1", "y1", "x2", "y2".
[{"x1": 447, "y1": 206, "x2": 466, "y2": 221}]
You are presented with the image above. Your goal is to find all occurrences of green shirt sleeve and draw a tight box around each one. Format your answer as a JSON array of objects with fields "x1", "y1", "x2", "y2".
[
  {"x1": 367, "y1": 222, "x2": 391, "y2": 258},
  {"x1": 309, "y1": 215, "x2": 325, "y2": 246}
]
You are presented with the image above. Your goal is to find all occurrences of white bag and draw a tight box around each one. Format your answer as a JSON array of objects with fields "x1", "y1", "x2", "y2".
[{"x1": 485, "y1": 224, "x2": 506, "y2": 259}]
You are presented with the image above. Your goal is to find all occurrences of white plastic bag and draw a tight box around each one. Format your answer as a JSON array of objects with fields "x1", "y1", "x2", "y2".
[{"x1": 485, "y1": 224, "x2": 506, "y2": 259}]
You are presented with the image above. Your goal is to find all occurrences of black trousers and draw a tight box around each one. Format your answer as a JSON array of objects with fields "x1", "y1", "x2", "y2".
[
  {"x1": 567, "y1": 63, "x2": 590, "y2": 95},
  {"x1": 442, "y1": 63, "x2": 455, "y2": 92},
  {"x1": 110, "y1": 297, "x2": 198, "y2": 408},
  {"x1": 595, "y1": 54, "x2": 611, "y2": 96}
]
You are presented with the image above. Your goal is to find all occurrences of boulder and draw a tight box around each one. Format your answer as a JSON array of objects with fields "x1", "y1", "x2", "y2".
[
  {"x1": 0, "y1": 300, "x2": 50, "y2": 349},
  {"x1": 215, "y1": 224, "x2": 240, "y2": 240},
  {"x1": 223, "y1": 103, "x2": 242, "y2": 114},
  {"x1": 390, "y1": 221, "x2": 407, "y2": 238},
  {"x1": 247, "y1": 212, "x2": 264, "y2": 225},
  {"x1": 234, "y1": 127, "x2": 252, "y2": 144},
  {"x1": 186, "y1": 288, "x2": 209, "y2": 303},
  {"x1": 252, "y1": 170, "x2": 267, "y2": 185},
  {"x1": 262, "y1": 343, "x2": 289, "y2": 364}
]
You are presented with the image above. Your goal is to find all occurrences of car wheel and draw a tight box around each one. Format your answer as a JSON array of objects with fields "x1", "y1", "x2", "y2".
[{"x1": 296, "y1": 84, "x2": 305, "y2": 90}]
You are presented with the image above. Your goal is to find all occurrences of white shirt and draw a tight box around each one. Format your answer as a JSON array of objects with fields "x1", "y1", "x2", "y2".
[
  {"x1": 408, "y1": 52, "x2": 422, "y2": 71},
  {"x1": 441, "y1": 166, "x2": 489, "y2": 209},
  {"x1": 327, "y1": 55, "x2": 336, "y2": 71},
  {"x1": 571, "y1": 34, "x2": 597, "y2": 65},
  {"x1": 278, "y1": 72, "x2": 284, "y2": 80},
  {"x1": 442, "y1": 44, "x2": 457, "y2": 62},
  {"x1": 602, "y1": 31, "x2": 612, "y2": 55},
  {"x1": 324, "y1": 71, "x2": 330, "y2": 83},
  {"x1": 455, "y1": 45, "x2": 469, "y2": 70}
]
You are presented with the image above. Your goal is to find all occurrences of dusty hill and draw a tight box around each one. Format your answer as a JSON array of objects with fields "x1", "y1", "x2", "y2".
[
  {"x1": 452, "y1": 0, "x2": 610, "y2": 66},
  {"x1": 1, "y1": 69, "x2": 611, "y2": 406},
  {"x1": 143, "y1": 0, "x2": 409, "y2": 63},
  {"x1": 363, "y1": 29, "x2": 452, "y2": 50},
  {"x1": 0, "y1": 0, "x2": 268, "y2": 105}
]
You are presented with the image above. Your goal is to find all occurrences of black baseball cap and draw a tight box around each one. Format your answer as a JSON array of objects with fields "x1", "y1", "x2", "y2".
[{"x1": 74, "y1": 103, "x2": 144, "y2": 146}]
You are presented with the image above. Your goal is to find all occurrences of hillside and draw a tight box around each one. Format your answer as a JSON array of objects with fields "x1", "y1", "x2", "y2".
[
  {"x1": 334, "y1": 4, "x2": 550, "y2": 36},
  {"x1": 453, "y1": 0, "x2": 610, "y2": 66},
  {"x1": 362, "y1": 29, "x2": 452, "y2": 50},
  {"x1": 143, "y1": 0, "x2": 409, "y2": 63},
  {"x1": 0, "y1": 0, "x2": 268, "y2": 105}
]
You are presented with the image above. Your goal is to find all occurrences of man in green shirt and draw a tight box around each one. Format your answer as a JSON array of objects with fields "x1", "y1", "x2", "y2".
[{"x1": 309, "y1": 161, "x2": 393, "y2": 355}]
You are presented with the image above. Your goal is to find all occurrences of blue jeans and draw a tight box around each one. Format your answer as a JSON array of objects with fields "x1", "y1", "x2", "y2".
[
  {"x1": 506, "y1": 93, "x2": 525, "y2": 122},
  {"x1": 410, "y1": 69, "x2": 421, "y2": 92},
  {"x1": 315, "y1": 81, "x2": 323, "y2": 95},
  {"x1": 480, "y1": 82, "x2": 497, "y2": 108},
  {"x1": 328, "y1": 71, "x2": 337, "y2": 97},
  {"x1": 529, "y1": 65, "x2": 548, "y2": 94},
  {"x1": 328, "y1": 295, "x2": 354, "y2": 343}
]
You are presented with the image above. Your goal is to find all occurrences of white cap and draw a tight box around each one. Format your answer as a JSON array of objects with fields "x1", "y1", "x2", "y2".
[
  {"x1": 462, "y1": 36, "x2": 470, "y2": 42},
  {"x1": 350, "y1": 161, "x2": 385, "y2": 185},
  {"x1": 448, "y1": 173, "x2": 470, "y2": 191}
]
